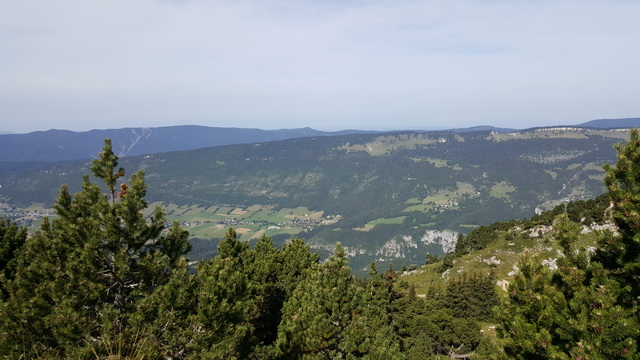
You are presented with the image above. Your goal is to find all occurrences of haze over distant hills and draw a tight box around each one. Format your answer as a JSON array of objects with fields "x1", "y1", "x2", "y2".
[
  {"x1": 1, "y1": 123, "x2": 636, "y2": 271},
  {"x1": 1, "y1": 117, "x2": 638, "y2": 165},
  {"x1": 576, "y1": 117, "x2": 640, "y2": 129},
  {"x1": 0, "y1": 126, "x2": 369, "y2": 163}
]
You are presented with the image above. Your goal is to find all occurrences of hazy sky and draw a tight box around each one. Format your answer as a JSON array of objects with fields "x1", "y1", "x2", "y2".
[{"x1": 1, "y1": 0, "x2": 639, "y2": 133}]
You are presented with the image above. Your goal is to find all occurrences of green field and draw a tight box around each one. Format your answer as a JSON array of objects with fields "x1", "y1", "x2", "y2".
[
  {"x1": 567, "y1": 163, "x2": 582, "y2": 170},
  {"x1": 422, "y1": 182, "x2": 477, "y2": 206},
  {"x1": 544, "y1": 169, "x2": 558, "y2": 180},
  {"x1": 404, "y1": 197, "x2": 422, "y2": 204},
  {"x1": 145, "y1": 203, "x2": 336, "y2": 240},
  {"x1": 488, "y1": 128, "x2": 630, "y2": 142},
  {"x1": 409, "y1": 157, "x2": 462, "y2": 170},
  {"x1": 402, "y1": 204, "x2": 435, "y2": 213},
  {"x1": 337, "y1": 133, "x2": 442, "y2": 156},
  {"x1": 490, "y1": 181, "x2": 516, "y2": 200},
  {"x1": 354, "y1": 216, "x2": 407, "y2": 232}
]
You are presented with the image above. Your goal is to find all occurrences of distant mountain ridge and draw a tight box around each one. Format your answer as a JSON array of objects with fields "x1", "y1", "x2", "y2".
[
  {"x1": 448, "y1": 125, "x2": 517, "y2": 133},
  {"x1": 0, "y1": 126, "x2": 370, "y2": 163},
  {"x1": 1, "y1": 117, "x2": 638, "y2": 173},
  {"x1": 576, "y1": 117, "x2": 640, "y2": 129}
]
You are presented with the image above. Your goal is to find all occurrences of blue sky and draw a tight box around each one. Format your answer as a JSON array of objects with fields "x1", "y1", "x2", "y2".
[{"x1": 1, "y1": 0, "x2": 639, "y2": 133}]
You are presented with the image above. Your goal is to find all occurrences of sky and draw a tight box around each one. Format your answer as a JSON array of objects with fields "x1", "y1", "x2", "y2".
[{"x1": 1, "y1": 0, "x2": 639, "y2": 134}]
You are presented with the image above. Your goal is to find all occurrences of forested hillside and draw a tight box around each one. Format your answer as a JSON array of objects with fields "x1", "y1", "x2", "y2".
[
  {"x1": 0, "y1": 126, "x2": 369, "y2": 163},
  {"x1": 2, "y1": 132, "x2": 640, "y2": 358},
  {"x1": 0, "y1": 128, "x2": 630, "y2": 272}
]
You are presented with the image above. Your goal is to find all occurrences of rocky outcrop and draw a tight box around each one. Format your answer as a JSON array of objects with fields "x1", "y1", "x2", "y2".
[
  {"x1": 376, "y1": 236, "x2": 418, "y2": 258},
  {"x1": 421, "y1": 230, "x2": 459, "y2": 253}
]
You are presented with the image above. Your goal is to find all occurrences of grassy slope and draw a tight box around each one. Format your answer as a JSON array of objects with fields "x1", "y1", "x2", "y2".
[{"x1": 402, "y1": 220, "x2": 605, "y2": 295}]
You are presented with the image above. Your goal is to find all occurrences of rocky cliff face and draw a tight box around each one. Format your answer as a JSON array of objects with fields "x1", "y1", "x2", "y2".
[
  {"x1": 376, "y1": 236, "x2": 418, "y2": 258},
  {"x1": 311, "y1": 230, "x2": 458, "y2": 263},
  {"x1": 421, "y1": 230, "x2": 459, "y2": 253},
  {"x1": 375, "y1": 230, "x2": 459, "y2": 260}
]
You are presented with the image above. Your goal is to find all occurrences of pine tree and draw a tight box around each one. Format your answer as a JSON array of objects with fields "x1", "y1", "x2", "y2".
[
  {"x1": 90, "y1": 138, "x2": 124, "y2": 204},
  {"x1": 598, "y1": 128, "x2": 640, "y2": 304},
  {"x1": 163, "y1": 231, "x2": 320, "y2": 359},
  {"x1": 127, "y1": 257, "x2": 197, "y2": 359},
  {"x1": 250, "y1": 235, "x2": 320, "y2": 358},
  {"x1": 0, "y1": 217, "x2": 27, "y2": 298},
  {"x1": 247, "y1": 234, "x2": 287, "y2": 357},
  {"x1": 279, "y1": 236, "x2": 320, "y2": 298},
  {"x1": 496, "y1": 143, "x2": 640, "y2": 360},
  {"x1": 276, "y1": 243, "x2": 403, "y2": 359},
  {"x1": 495, "y1": 251, "x2": 566, "y2": 358},
  {"x1": 0, "y1": 180, "x2": 110, "y2": 357},
  {"x1": 0, "y1": 139, "x2": 190, "y2": 358},
  {"x1": 497, "y1": 244, "x2": 638, "y2": 358},
  {"x1": 188, "y1": 228, "x2": 254, "y2": 358}
]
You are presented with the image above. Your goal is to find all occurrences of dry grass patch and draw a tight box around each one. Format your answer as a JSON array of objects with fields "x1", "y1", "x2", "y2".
[
  {"x1": 250, "y1": 230, "x2": 266, "y2": 239},
  {"x1": 230, "y1": 207, "x2": 247, "y2": 215}
]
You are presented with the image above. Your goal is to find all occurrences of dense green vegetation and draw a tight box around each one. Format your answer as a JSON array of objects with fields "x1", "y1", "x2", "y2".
[
  {"x1": 0, "y1": 217, "x2": 26, "y2": 297},
  {"x1": 0, "y1": 128, "x2": 628, "y2": 272},
  {"x1": 2, "y1": 131, "x2": 640, "y2": 358},
  {"x1": 493, "y1": 130, "x2": 640, "y2": 358},
  {"x1": 0, "y1": 140, "x2": 497, "y2": 358},
  {"x1": 453, "y1": 194, "x2": 610, "y2": 257}
]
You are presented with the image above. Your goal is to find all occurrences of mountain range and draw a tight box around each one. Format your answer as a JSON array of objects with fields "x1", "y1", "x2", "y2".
[
  {"x1": 2, "y1": 118, "x2": 639, "y2": 272},
  {"x1": 0, "y1": 126, "x2": 370, "y2": 163},
  {"x1": 1, "y1": 118, "x2": 637, "y2": 166}
]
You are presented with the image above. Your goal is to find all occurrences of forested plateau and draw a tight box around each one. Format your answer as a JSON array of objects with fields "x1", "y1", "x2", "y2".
[{"x1": 0, "y1": 127, "x2": 632, "y2": 272}]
